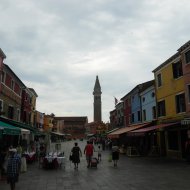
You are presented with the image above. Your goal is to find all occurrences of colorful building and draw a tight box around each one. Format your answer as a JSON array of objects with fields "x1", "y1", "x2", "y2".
[{"x1": 153, "y1": 50, "x2": 186, "y2": 159}]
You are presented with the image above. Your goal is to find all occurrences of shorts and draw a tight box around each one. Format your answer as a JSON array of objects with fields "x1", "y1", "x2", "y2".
[{"x1": 86, "y1": 155, "x2": 92, "y2": 161}]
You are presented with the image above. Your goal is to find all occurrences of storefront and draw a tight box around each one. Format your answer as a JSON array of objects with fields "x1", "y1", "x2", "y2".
[{"x1": 0, "y1": 121, "x2": 21, "y2": 148}]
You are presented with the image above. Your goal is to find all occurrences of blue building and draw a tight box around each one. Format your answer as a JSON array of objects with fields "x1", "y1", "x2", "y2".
[{"x1": 140, "y1": 80, "x2": 156, "y2": 122}]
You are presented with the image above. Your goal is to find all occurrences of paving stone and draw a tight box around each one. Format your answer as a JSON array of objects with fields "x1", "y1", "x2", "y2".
[{"x1": 1, "y1": 140, "x2": 190, "y2": 190}]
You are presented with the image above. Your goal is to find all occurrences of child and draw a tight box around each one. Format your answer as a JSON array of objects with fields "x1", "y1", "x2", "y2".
[{"x1": 97, "y1": 146, "x2": 102, "y2": 161}]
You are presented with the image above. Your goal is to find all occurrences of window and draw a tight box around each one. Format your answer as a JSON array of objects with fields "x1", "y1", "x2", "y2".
[
  {"x1": 185, "y1": 50, "x2": 190, "y2": 64},
  {"x1": 142, "y1": 97, "x2": 145, "y2": 102},
  {"x1": 176, "y1": 93, "x2": 186, "y2": 113},
  {"x1": 157, "y1": 73, "x2": 162, "y2": 87},
  {"x1": 172, "y1": 61, "x2": 183, "y2": 79},
  {"x1": 138, "y1": 111, "x2": 141, "y2": 121},
  {"x1": 143, "y1": 109, "x2": 146, "y2": 121},
  {"x1": 11, "y1": 80, "x2": 14, "y2": 90},
  {"x1": 188, "y1": 85, "x2": 190, "y2": 103},
  {"x1": 131, "y1": 113, "x2": 134, "y2": 123},
  {"x1": 25, "y1": 94, "x2": 28, "y2": 101},
  {"x1": 152, "y1": 106, "x2": 156, "y2": 119},
  {"x1": 157, "y1": 100, "x2": 166, "y2": 117},
  {"x1": 1, "y1": 71, "x2": 5, "y2": 83},
  {"x1": 8, "y1": 106, "x2": 14, "y2": 119},
  {"x1": 151, "y1": 92, "x2": 155, "y2": 97},
  {"x1": 17, "y1": 109, "x2": 20, "y2": 121}
]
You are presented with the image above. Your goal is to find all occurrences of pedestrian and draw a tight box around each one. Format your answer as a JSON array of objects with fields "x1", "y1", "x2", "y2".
[
  {"x1": 70, "y1": 142, "x2": 82, "y2": 169},
  {"x1": 84, "y1": 141, "x2": 94, "y2": 168},
  {"x1": 97, "y1": 145, "x2": 102, "y2": 162},
  {"x1": 185, "y1": 139, "x2": 190, "y2": 162},
  {"x1": 6, "y1": 148, "x2": 21, "y2": 190},
  {"x1": 112, "y1": 143, "x2": 119, "y2": 167}
]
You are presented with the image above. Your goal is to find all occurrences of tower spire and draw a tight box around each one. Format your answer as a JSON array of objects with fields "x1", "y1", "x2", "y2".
[{"x1": 93, "y1": 75, "x2": 102, "y2": 123}]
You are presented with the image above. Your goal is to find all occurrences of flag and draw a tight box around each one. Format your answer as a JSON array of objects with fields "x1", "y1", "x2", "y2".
[{"x1": 114, "y1": 97, "x2": 118, "y2": 105}]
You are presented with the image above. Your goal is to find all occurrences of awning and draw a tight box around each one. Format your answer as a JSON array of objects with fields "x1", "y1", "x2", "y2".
[
  {"x1": 107, "y1": 123, "x2": 150, "y2": 139},
  {"x1": 129, "y1": 122, "x2": 180, "y2": 136},
  {"x1": 0, "y1": 117, "x2": 36, "y2": 132},
  {"x1": 51, "y1": 132, "x2": 65, "y2": 136},
  {"x1": 86, "y1": 133, "x2": 95, "y2": 137},
  {"x1": 106, "y1": 128, "x2": 119, "y2": 134},
  {"x1": 21, "y1": 128, "x2": 30, "y2": 135},
  {"x1": 0, "y1": 121, "x2": 21, "y2": 135},
  {"x1": 34, "y1": 130, "x2": 46, "y2": 136}
]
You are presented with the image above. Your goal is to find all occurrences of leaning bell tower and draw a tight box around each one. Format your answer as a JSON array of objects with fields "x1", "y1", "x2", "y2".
[{"x1": 93, "y1": 75, "x2": 102, "y2": 122}]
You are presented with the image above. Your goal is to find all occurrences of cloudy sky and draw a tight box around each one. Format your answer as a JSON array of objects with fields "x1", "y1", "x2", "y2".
[{"x1": 1, "y1": 0, "x2": 190, "y2": 123}]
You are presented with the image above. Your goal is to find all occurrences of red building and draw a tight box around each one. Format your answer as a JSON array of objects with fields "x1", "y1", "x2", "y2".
[
  {"x1": 55, "y1": 116, "x2": 88, "y2": 139},
  {"x1": 0, "y1": 63, "x2": 25, "y2": 121},
  {"x1": 21, "y1": 88, "x2": 32, "y2": 124},
  {"x1": 121, "y1": 93, "x2": 131, "y2": 127},
  {"x1": 109, "y1": 109, "x2": 117, "y2": 129}
]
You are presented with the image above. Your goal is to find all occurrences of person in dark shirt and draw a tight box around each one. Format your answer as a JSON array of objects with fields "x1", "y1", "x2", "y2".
[
  {"x1": 6, "y1": 148, "x2": 21, "y2": 190},
  {"x1": 71, "y1": 142, "x2": 82, "y2": 169}
]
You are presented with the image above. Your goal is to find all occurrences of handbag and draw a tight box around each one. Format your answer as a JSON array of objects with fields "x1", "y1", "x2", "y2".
[{"x1": 108, "y1": 154, "x2": 112, "y2": 162}]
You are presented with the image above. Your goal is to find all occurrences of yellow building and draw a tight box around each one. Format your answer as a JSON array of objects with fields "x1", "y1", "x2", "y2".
[
  {"x1": 154, "y1": 52, "x2": 185, "y2": 121},
  {"x1": 153, "y1": 52, "x2": 186, "y2": 159},
  {"x1": 44, "y1": 114, "x2": 54, "y2": 132},
  {"x1": 28, "y1": 88, "x2": 38, "y2": 127}
]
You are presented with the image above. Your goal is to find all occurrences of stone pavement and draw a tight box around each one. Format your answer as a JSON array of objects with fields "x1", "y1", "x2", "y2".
[{"x1": 1, "y1": 140, "x2": 190, "y2": 190}]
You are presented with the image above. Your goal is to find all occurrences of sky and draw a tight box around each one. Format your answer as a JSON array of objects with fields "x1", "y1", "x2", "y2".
[{"x1": 0, "y1": 0, "x2": 190, "y2": 123}]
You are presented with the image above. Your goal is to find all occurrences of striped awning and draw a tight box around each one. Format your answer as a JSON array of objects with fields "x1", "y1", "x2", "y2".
[{"x1": 107, "y1": 123, "x2": 151, "y2": 139}]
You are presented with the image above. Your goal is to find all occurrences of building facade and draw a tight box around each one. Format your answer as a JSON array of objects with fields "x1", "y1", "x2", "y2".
[
  {"x1": 0, "y1": 64, "x2": 25, "y2": 121},
  {"x1": 121, "y1": 94, "x2": 131, "y2": 127},
  {"x1": 28, "y1": 88, "x2": 38, "y2": 127},
  {"x1": 56, "y1": 116, "x2": 88, "y2": 139},
  {"x1": 140, "y1": 80, "x2": 156, "y2": 123},
  {"x1": 153, "y1": 51, "x2": 186, "y2": 159}
]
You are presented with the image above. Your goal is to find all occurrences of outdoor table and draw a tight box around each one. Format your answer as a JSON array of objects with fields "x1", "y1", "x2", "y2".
[
  {"x1": 43, "y1": 154, "x2": 65, "y2": 169},
  {"x1": 23, "y1": 151, "x2": 36, "y2": 163}
]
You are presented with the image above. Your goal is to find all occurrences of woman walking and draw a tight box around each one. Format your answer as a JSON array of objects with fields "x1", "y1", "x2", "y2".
[
  {"x1": 112, "y1": 143, "x2": 119, "y2": 167},
  {"x1": 71, "y1": 142, "x2": 82, "y2": 170}
]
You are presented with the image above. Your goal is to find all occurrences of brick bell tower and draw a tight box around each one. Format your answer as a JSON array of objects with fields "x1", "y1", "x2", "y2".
[{"x1": 93, "y1": 75, "x2": 102, "y2": 122}]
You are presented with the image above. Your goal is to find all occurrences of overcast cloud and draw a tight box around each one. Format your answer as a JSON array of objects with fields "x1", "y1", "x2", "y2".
[{"x1": 1, "y1": 0, "x2": 190, "y2": 122}]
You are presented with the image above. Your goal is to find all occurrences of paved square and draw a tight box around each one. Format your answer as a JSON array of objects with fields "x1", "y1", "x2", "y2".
[{"x1": 1, "y1": 141, "x2": 190, "y2": 190}]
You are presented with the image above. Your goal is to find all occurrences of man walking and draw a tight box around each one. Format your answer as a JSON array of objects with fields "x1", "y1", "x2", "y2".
[
  {"x1": 84, "y1": 141, "x2": 94, "y2": 168},
  {"x1": 7, "y1": 148, "x2": 21, "y2": 190}
]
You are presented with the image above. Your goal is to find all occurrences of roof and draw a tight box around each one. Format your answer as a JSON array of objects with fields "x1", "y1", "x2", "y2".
[
  {"x1": 93, "y1": 75, "x2": 102, "y2": 94},
  {"x1": 177, "y1": 40, "x2": 190, "y2": 52},
  {"x1": 152, "y1": 52, "x2": 180, "y2": 73},
  {"x1": 4, "y1": 64, "x2": 26, "y2": 88},
  {"x1": 121, "y1": 80, "x2": 154, "y2": 100},
  {"x1": 0, "y1": 48, "x2": 6, "y2": 59},
  {"x1": 28, "y1": 88, "x2": 38, "y2": 97}
]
